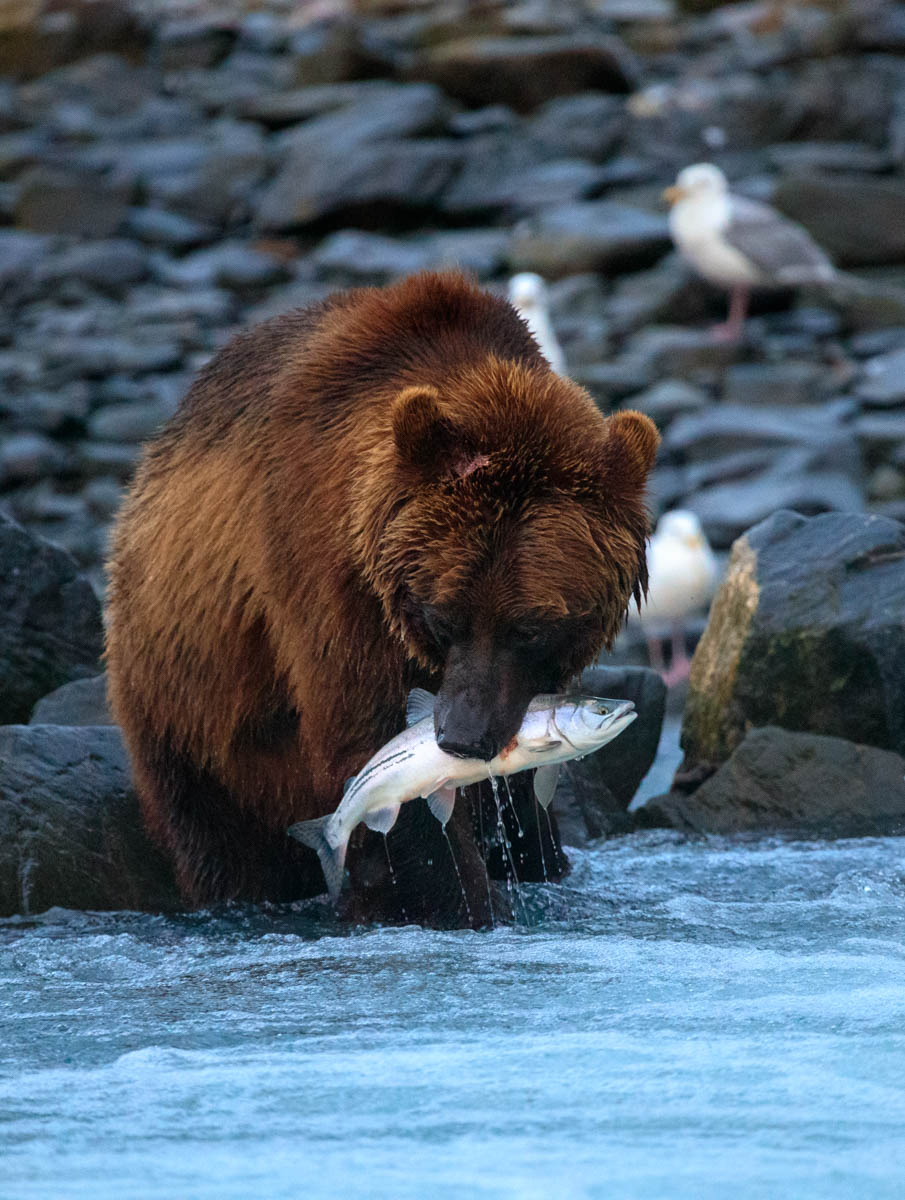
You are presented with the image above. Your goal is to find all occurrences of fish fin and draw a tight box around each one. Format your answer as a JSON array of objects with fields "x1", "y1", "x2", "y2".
[
  {"x1": 533, "y1": 763, "x2": 561, "y2": 810},
  {"x1": 406, "y1": 688, "x2": 436, "y2": 727},
  {"x1": 343, "y1": 776, "x2": 356, "y2": 796},
  {"x1": 363, "y1": 803, "x2": 401, "y2": 834},
  {"x1": 426, "y1": 785, "x2": 456, "y2": 828},
  {"x1": 287, "y1": 817, "x2": 346, "y2": 902}
]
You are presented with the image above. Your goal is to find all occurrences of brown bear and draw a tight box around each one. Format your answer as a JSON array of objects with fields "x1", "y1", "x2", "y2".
[{"x1": 106, "y1": 272, "x2": 658, "y2": 925}]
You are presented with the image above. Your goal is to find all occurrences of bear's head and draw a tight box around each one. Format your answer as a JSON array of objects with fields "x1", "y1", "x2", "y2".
[{"x1": 355, "y1": 358, "x2": 659, "y2": 762}]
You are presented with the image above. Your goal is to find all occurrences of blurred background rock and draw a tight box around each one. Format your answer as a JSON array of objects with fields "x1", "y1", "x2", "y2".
[{"x1": 1, "y1": 0, "x2": 904, "y2": 656}]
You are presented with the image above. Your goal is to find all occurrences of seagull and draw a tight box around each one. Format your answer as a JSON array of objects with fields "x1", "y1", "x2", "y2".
[
  {"x1": 508, "y1": 272, "x2": 567, "y2": 374},
  {"x1": 631, "y1": 509, "x2": 719, "y2": 686},
  {"x1": 663, "y1": 162, "x2": 836, "y2": 341}
]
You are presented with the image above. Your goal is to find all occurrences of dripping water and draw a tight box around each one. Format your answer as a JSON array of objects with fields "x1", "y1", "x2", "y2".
[
  {"x1": 474, "y1": 783, "x2": 495, "y2": 927},
  {"x1": 383, "y1": 835, "x2": 408, "y2": 924},
  {"x1": 440, "y1": 794, "x2": 474, "y2": 927},
  {"x1": 489, "y1": 774, "x2": 529, "y2": 926}
]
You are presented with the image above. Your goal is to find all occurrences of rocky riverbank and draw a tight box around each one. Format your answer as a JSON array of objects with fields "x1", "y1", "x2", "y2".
[{"x1": 2, "y1": 0, "x2": 905, "y2": 598}]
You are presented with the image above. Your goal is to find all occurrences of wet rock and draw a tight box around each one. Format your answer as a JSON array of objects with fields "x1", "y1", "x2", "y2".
[
  {"x1": 34, "y1": 239, "x2": 149, "y2": 293},
  {"x1": 125, "y1": 206, "x2": 215, "y2": 249},
  {"x1": 772, "y1": 174, "x2": 905, "y2": 267},
  {"x1": 509, "y1": 200, "x2": 669, "y2": 277},
  {"x1": 679, "y1": 510, "x2": 905, "y2": 780},
  {"x1": 87, "y1": 399, "x2": 176, "y2": 444},
  {"x1": 0, "y1": 229, "x2": 48, "y2": 292},
  {"x1": 155, "y1": 18, "x2": 236, "y2": 72},
  {"x1": 722, "y1": 361, "x2": 830, "y2": 407},
  {"x1": 686, "y1": 467, "x2": 866, "y2": 550},
  {"x1": 30, "y1": 673, "x2": 113, "y2": 725},
  {"x1": 625, "y1": 379, "x2": 709, "y2": 426},
  {"x1": 641, "y1": 726, "x2": 905, "y2": 838},
  {"x1": 44, "y1": 335, "x2": 182, "y2": 378},
  {"x1": 0, "y1": 724, "x2": 179, "y2": 916},
  {"x1": 258, "y1": 136, "x2": 462, "y2": 230},
  {"x1": 0, "y1": 514, "x2": 103, "y2": 725},
  {"x1": 408, "y1": 34, "x2": 638, "y2": 111},
  {"x1": 528, "y1": 92, "x2": 626, "y2": 160},
  {"x1": 857, "y1": 348, "x2": 905, "y2": 407},
  {"x1": 15, "y1": 164, "x2": 130, "y2": 236},
  {"x1": 154, "y1": 242, "x2": 290, "y2": 291},
  {"x1": 664, "y1": 404, "x2": 860, "y2": 476},
  {"x1": 0, "y1": 432, "x2": 67, "y2": 483},
  {"x1": 438, "y1": 132, "x2": 548, "y2": 218},
  {"x1": 555, "y1": 666, "x2": 667, "y2": 843}
]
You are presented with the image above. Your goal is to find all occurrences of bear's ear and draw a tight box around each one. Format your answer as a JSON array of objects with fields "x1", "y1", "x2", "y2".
[
  {"x1": 392, "y1": 386, "x2": 456, "y2": 471},
  {"x1": 600, "y1": 410, "x2": 659, "y2": 488}
]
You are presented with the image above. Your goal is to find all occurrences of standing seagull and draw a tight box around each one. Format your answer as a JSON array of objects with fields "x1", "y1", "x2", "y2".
[
  {"x1": 630, "y1": 509, "x2": 718, "y2": 686},
  {"x1": 663, "y1": 163, "x2": 836, "y2": 341},
  {"x1": 508, "y1": 272, "x2": 567, "y2": 374}
]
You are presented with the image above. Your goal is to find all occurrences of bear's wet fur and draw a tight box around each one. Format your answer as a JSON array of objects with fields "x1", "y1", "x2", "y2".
[{"x1": 106, "y1": 272, "x2": 658, "y2": 924}]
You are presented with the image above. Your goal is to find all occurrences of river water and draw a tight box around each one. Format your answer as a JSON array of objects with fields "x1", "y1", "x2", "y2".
[{"x1": 3, "y1": 826, "x2": 905, "y2": 1199}]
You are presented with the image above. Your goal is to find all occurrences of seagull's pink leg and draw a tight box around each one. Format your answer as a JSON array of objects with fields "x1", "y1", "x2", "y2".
[
  {"x1": 662, "y1": 622, "x2": 692, "y2": 687},
  {"x1": 711, "y1": 285, "x2": 750, "y2": 343}
]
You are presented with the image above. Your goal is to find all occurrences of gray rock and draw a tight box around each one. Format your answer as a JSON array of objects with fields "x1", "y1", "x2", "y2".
[
  {"x1": 83, "y1": 477, "x2": 124, "y2": 518},
  {"x1": 275, "y1": 82, "x2": 451, "y2": 155},
  {"x1": 438, "y1": 132, "x2": 548, "y2": 218},
  {"x1": 510, "y1": 200, "x2": 670, "y2": 277},
  {"x1": 0, "y1": 229, "x2": 49, "y2": 291},
  {"x1": 125, "y1": 206, "x2": 215, "y2": 248},
  {"x1": 856, "y1": 413, "x2": 905, "y2": 464},
  {"x1": 641, "y1": 726, "x2": 905, "y2": 838},
  {"x1": 35, "y1": 239, "x2": 149, "y2": 293},
  {"x1": 30, "y1": 673, "x2": 113, "y2": 725},
  {"x1": 0, "y1": 514, "x2": 102, "y2": 725},
  {"x1": 74, "y1": 441, "x2": 143, "y2": 477},
  {"x1": 0, "y1": 724, "x2": 179, "y2": 916},
  {"x1": 154, "y1": 242, "x2": 289, "y2": 291},
  {"x1": 625, "y1": 379, "x2": 709, "y2": 426},
  {"x1": 868, "y1": 465, "x2": 905, "y2": 503},
  {"x1": 0, "y1": 432, "x2": 67, "y2": 483},
  {"x1": 686, "y1": 468, "x2": 866, "y2": 549},
  {"x1": 528, "y1": 92, "x2": 626, "y2": 160},
  {"x1": 605, "y1": 255, "x2": 710, "y2": 335},
  {"x1": 624, "y1": 326, "x2": 742, "y2": 378},
  {"x1": 772, "y1": 174, "x2": 905, "y2": 267},
  {"x1": 408, "y1": 34, "x2": 638, "y2": 112},
  {"x1": 857, "y1": 348, "x2": 905, "y2": 408},
  {"x1": 664, "y1": 404, "x2": 860, "y2": 477},
  {"x1": 239, "y1": 79, "x2": 391, "y2": 127},
  {"x1": 15, "y1": 165, "x2": 131, "y2": 237},
  {"x1": 680, "y1": 510, "x2": 905, "y2": 776},
  {"x1": 4, "y1": 386, "x2": 90, "y2": 434},
  {"x1": 155, "y1": 18, "x2": 235, "y2": 71},
  {"x1": 87, "y1": 399, "x2": 176, "y2": 443},
  {"x1": 722, "y1": 361, "x2": 830, "y2": 407},
  {"x1": 767, "y1": 141, "x2": 893, "y2": 174},
  {"x1": 257, "y1": 136, "x2": 462, "y2": 230},
  {"x1": 44, "y1": 336, "x2": 182, "y2": 378},
  {"x1": 491, "y1": 158, "x2": 611, "y2": 216}
]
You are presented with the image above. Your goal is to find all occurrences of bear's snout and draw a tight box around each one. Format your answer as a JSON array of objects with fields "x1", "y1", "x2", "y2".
[{"x1": 434, "y1": 640, "x2": 533, "y2": 763}]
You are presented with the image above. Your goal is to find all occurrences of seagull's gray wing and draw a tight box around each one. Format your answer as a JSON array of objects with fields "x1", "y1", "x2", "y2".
[{"x1": 725, "y1": 195, "x2": 835, "y2": 285}]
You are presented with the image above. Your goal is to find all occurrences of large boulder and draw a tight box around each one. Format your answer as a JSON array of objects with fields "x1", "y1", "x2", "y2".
[
  {"x1": 641, "y1": 726, "x2": 905, "y2": 838},
  {"x1": 0, "y1": 724, "x2": 179, "y2": 916},
  {"x1": 30, "y1": 673, "x2": 113, "y2": 726},
  {"x1": 0, "y1": 514, "x2": 103, "y2": 724},
  {"x1": 679, "y1": 510, "x2": 905, "y2": 780}
]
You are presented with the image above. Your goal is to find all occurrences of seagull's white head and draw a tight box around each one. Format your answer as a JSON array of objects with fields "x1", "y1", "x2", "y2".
[
  {"x1": 508, "y1": 272, "x2": 549, "y2": 313},
  {"x1": 655, "y1": 509, "x2": 708, "y2": 550},
  {"x1": 663, "y1": 163, "x2": 728, "y2": 206}
]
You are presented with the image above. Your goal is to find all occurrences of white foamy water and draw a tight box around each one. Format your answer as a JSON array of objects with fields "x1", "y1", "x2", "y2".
[{"x1": 2, "y1": 832, "x2": 905, "y2": 1199}]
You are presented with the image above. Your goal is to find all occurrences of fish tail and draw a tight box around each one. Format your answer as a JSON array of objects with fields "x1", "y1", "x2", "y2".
[{"x1": 287, "y1": 817, "x2": 346, "y2": 902}]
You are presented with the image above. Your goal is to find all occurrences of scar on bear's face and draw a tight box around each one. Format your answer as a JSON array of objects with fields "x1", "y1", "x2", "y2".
[{"x1": 451, "y1": 451, "x2": 490, "y2": 479}]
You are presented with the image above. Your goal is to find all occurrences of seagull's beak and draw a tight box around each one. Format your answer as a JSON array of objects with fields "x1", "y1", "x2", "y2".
[{"x1": 662, "y1": 184, "x2": 682, "y2": 205}]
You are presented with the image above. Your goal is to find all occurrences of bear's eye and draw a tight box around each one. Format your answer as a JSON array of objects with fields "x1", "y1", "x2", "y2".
[
  {"x1": 510, "y1": 623, "x2": 546, "y2": 649},
  {"x1": 421, "y1": 605, "x2": 463, "y2": 650}
]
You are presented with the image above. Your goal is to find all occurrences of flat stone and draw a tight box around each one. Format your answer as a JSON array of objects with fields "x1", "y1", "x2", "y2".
[
  {"x1": 408, "y1": 34, "x2": 638, "y2": 112},
  {"x1": 0, "y1": 432, "x2": 67, "y2": 483},
  {"x1": 0, "y1": 229, "x2": 49, "y2": 289},
  {"x1": 767, "y1": 141, "x2": 893, "y2": 174},
  {"x1": 0, "y1": 513, "x2": 102, "y2": 725},
  {"x1": 15, "y1": 164, "x2": 131, "y2": 237},
  {"x1": 30, "y1": 673, "x2": 113, "y2": 725},
  {"x1": 772, "y1": 174, "x2": 905, "y2": 267},
  {"x1": 125, "y1": 206, "x2": 215, "y2": 248},
  {"x1": 509, "y1": 200, "x2": 670, "y2": 277},
  {"x1": 722, "y1": 361, "x2": 830, "y2": 407},
  {"x1": 238, "y1": 79, "x2": 396, "y2": 127},
  {"x1": 44, "y1": 336, "x2": 182, "y2": 377},
  {"x1": 686, "y1": 469, "x2": 866, "y2": 550},
  {"x1": 74, "y1": 441, "x2": 143, "y2": 477},
  {"x1": 857, "y1": 347, "x2": 905, "y2": 407},
  {"x1": 641, "y1": 726, "x2": 905, "y2": 838},
  {"x1": 35, "y1": 239, "x2": 149, "y2": 293},
  {"x1": 528, "y1": 91, "x2": 626, "y2": 160},
  {"x1": 87, "y1": 399, "x2": 177, "y2": 443},
  {"x1": 0, "y1": 724, "x2": 179, "y2": 916},
  {"x1": 154, "y1": 242, "x2": 289, "y2": 291},
  {"x1": 624, "y1": 379, "x2": 709, "y2": 426}
]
